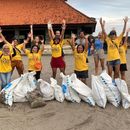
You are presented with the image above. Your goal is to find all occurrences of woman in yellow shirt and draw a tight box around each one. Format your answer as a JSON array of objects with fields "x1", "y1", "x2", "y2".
[
  {"x1": 0, "y1": 44, "x2": 16, "y2": 89},
  {"x1": 0, "y1": 28, "x2": 30, "y2": 76},
  {"x1": 119, "y1": 28, "x2": 130, "y2": 80},
  {"x1": 69, "y1": 34, "x2": 88, "y2": 84},
  {"x1": 23, "y1": 40, "x2": 44, "y2": 80},
  {"x1": 100, "y1": 17, "x2": 128, "y2": 79}
]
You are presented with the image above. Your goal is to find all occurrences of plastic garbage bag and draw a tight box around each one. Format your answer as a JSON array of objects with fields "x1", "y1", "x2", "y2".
[
  {"x1": 13, "y1": 71, "x2": 37, "y2": 102},
  {"x1": 91, "y1": 75, "x2": 107, "y2": 108},
  {"x1": 70, "y1": 73, "x2": 95, "y2": 106},
  {"x1": 50, "y1": 78, "x2": 64, "y2": 103},
  {"x1": 115, "y1": 78, "x2": 130, "y2": 109},
  {"x1": 38, "y1": 79, "x2": 54, "y2": 101},
  {"x1": 60, "y1": 73, "x2": 81, "y2": 103},
  {"x1": 100, "y1": 70, "x2": 121, "y2": 107},
  {"x1": 0, "y1": 72, "x2": 37, "y2": 106}
]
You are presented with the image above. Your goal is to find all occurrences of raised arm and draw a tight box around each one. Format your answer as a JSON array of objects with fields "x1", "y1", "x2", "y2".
[
  {"x1": 124, "y1": 28, "x2": 130, "y2": 44},
  {"x1": 22, "y1": 40, "x2": 28, "y2": 53},
  {"x1": 48, "y1": 20, "x2": 54, "y2": 40},
  {"x1": 68, "y1": 34, "x2": 76, "y2": 51},
  {"x1": 60, "y1": 19, "x2": 66, "y2": 41},
  {"x1": 0, "y1": 28, "x2": 10, "y2": 44},
  {"x1": 30, "y1": 25, "x2": 34, "y2": 42},
  {"x1": 99, "y1": 18, "x2": 107, "y2": 39},
  {"x1": 122, "y1": 16, "x2": 128, "y2": 35},
  {"x1": 84, "y1": 35, "x2": 89, "y2": 52},
  {"x1": 40, "y1": 40, "x2": 44, "y2": 52}
]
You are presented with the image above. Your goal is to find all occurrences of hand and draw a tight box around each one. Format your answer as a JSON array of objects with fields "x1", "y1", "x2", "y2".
[
  {"x1": 28, "y1": 32, "x2": 32, "y2": 38},
  {"x1": 48, "y1": 20, "x2": 52, "y2": 29},
  {"x1": 85, "y1": 34, "x2": 89, "y2": 39},
  {"x1": 62, "y1": 19, "x2": 66, "y2": 25},
  {"x1": 71, "y1": 33, "x2": 76, "y2": 39},
  {"x1": 123, "y1": 16, "x2": 128, "y2": 23},
  {"x1": 30, "y1": 25, "x2": 33, "y2": 28},
  {"x1": 99, "y1": 18, "x2": 103, "y2": 24}
]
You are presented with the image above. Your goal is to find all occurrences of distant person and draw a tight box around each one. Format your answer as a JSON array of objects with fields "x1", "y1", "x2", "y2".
[
  {"x1": 100, "y1": 17, "x2": 128, "y2": 79},
  {"x1": 92, "y1": 32, "x2": 105, "y2": 75},
  {"x1": 30, "y1": 25, "x2": 44, "y2": 48}
]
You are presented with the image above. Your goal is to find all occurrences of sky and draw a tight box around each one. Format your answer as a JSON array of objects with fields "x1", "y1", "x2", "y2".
[{"x1": 67, "y1": 0, "x2": 130, "y2": 35}]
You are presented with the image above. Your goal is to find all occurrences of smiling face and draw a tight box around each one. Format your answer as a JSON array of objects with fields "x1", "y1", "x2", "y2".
[
  {"x1": 32, "y1": 46, "x2": 38, "y2": 53},
  {"x1": 77, "y1": 44, "x2": 84, "y2": 53},
  {"x1": 3, "y1": 44, "x2": 10, "y2": 54},
  {"x1": 109, "y1": 30, "x2": 117, "y2": 40},
  {"x1": 98, "y1": 32, "x2": 102, "y2": 39}
]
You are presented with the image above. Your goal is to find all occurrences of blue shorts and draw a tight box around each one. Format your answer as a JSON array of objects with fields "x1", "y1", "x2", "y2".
[{"x1": 107, "y1": 59, "x2": 120, "y2": 66}]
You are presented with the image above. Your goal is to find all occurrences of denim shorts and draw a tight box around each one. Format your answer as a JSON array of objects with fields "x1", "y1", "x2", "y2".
[{"x1": 107, "y1": 59, "x2": 120, "y2": 66}]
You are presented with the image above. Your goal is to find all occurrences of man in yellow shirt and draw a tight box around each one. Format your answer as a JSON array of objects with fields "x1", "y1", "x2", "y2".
[{"x1": 100, "y1": 17, "x2": 128, "y2": 79}]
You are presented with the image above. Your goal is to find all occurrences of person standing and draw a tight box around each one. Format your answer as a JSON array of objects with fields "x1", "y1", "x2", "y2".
[
  {"x1": 22, "y1": 40, "x2": 44, "y2": 80},
  {"x1": 0, "y1": 44, "x2": 16, "y2": 89},
  {"x1": 69, "y1": 34, "x2": 89, "y2": 84},
  {"x1": 93, "y1": 32, "x2": 105, "y2": 75},
  {"x1": 100, "y1": 17, "x2": 128, "y2": 79}
]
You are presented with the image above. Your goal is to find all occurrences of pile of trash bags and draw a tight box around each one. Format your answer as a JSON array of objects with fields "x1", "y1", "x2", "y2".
[{"x1": 1, "y1": 70, "x2": 130, "y2": 109}]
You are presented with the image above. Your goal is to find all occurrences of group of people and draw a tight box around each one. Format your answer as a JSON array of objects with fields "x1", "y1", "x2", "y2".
[{"x1": 0, "y1": 17, "x2": 129, "y2": 89}]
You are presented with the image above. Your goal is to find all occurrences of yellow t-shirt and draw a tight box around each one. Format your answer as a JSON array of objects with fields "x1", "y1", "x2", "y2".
[
  {"x1": 25, "y1": 49, "x2": 43, "y2": 71},
  {"x1": 105, "y1": 33, "x2": 123, "y2": 61},
  {"x1": 50, "y1": 40, "x2": 64, "y2": 58},
  {"x1": 74, "y1": 49, "x2": 88, "y2": 71},
  {"x1": 0, "y1": 51, "x2": 12, "y2": 73},
  {"x1": 11, "y1": 44, "x2": 23, "y2": 61},
  {"x1": 119, "y1": 43, "x2": 127, "y2": 64}
]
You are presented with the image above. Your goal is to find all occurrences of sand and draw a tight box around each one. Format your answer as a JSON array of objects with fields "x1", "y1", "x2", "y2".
[{"x1": 0, "y1": 50, "x2": 130, "y2": 130}]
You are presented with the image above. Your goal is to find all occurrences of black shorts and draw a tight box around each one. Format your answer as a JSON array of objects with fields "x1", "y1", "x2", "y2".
[
  {"x1": 74, "y1": 70, "x2": 88, "y2": 78},
  {"x1": 113, "y1": 64, "x2": 127, "y2": 72},
  {"x1": 120, "y1": 64, "x2": 127, "y2": 71}
]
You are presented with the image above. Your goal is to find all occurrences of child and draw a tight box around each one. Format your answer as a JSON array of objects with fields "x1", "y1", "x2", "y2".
[{"x1": 70, "y1": 34, "x2": 88, "y2": 84}]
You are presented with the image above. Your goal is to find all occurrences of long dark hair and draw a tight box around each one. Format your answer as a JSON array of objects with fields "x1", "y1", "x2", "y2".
[
  {"x1": 30, "y1": 45, "x2": 39, "y2": 53},
  {"x1": 77, "y1": 44, "x2": 85, "y2": 53}
]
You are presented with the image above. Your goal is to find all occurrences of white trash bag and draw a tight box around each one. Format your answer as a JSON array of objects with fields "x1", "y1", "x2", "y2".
[
  {"x1": 100, "y1": 70, "x2": 121, "y2": 107},
  {"x1": 60, "y1": 73, "x2": 81, "y2": 103},
  {"x1": 1, "y1": 72, "x2": 37, "y2": 106},
  {"x1": 91, "y1": 75, "x2": 107, "y2": 108},
  {"x1": 115, "y1": 78, "x2": 130, "y2": 109},
  {"x1": 70, "y1": 73, "x2": 95, "y2": 106},
  {"x1": 1, "y1": 77, "x2": 22, "y2": 106},
  {"x1": 50, "y1": 78, "x2": 64, "y2": 103},
  {"x1": 13, "y1": 71, "x2": 37, "y2": 102},
  {"x1": 38, "y1": 79, "x2": 54, "y2": 101}
]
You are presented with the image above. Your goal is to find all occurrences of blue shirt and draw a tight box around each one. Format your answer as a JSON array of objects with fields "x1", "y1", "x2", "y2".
[{"x1": 94, "y1": 39, "x2": 103, "y2": 50}]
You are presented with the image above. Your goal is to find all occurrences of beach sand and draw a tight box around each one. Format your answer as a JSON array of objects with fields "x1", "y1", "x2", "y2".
[{"x1": 0, "y1": 50, "x2": 130, "y2": 130}]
